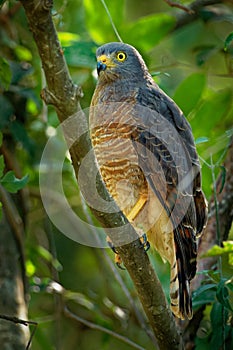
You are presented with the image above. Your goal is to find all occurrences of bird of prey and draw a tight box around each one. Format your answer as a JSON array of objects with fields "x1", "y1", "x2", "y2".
[{"x1": 89, "y1": 42, "x2": 208, "y2": 320}]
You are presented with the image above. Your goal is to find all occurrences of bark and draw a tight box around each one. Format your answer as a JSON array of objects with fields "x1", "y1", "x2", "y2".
[
  {"x1": 20, "y1": 0, "x2": 183, "y2": 348},
  {"x1": 0, "y1": 187, "x2": 29, "y2": 350}
]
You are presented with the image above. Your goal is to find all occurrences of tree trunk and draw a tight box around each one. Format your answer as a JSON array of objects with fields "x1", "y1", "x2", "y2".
[{"x1": 0, "y1": 190, "x2": 29, "y2": 349}]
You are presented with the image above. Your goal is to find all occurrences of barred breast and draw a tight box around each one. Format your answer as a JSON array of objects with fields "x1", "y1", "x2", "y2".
[{"x1": 90, "y1": 103, "x2": 148, "y2": 216}]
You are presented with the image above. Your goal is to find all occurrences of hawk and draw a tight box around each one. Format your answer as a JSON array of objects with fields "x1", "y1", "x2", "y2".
[{"x1": 89, "y1": 42, "x2": 208, "y2": 320}]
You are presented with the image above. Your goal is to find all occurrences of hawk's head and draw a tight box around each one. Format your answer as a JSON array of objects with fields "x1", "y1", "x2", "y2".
[{"x1": 96, "y1": 42, "x2": 148, "y2": 83}]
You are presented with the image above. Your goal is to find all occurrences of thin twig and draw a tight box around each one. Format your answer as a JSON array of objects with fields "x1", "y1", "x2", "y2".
[
  {"x1": 0, "y1": 314, "x2": 38, "y2": 350},
  {"x1": 0, "y1": 314, "x2": 37, "y2": 326},
  {"x1": 175, "y1": 0, "x2": 222, "y2": 30},
  {"x1": 163, "y1": 0, "x2": 194, "y2": 13},
  {"x1": 64, "y1": 306, "x2": 146, "y2": 350},
  {"x1": 100, "y1": 0, "x2": 123, "y2": 42}
]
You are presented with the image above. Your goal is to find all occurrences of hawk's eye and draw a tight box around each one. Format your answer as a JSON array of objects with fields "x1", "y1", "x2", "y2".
[{"x1": 116, "y1": 52, "x2": 127, "y2": 62}]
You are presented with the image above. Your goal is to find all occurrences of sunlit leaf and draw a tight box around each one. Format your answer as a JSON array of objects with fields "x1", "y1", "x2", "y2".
[
  {"x1": 37, "y1": 246, "x2": 63, "y2": 271},
  {"x1": 84, "y1": 0, "x2": 124, "y2": 43},
  {"x1": 58, "y1": 32, "x2": 80, "y2": 46},
  {"x1": 0, "y1": 57, "x2": 12, "y2": 90},
  {"x1": 173, "y1": 73, "x2": 206, "y2": 116},
  {"x1": 26, "y1": 260, "x2": 36, "y2": 277},
  {"x1": 229, "y1": 253, "x2": 233, "y2": 265},
  {"x1": 0, "y1": 171, "x2": 29, "y2": 193},
  {"x1": 203, "y1": 242, "x2": 233, "y2": 258},
  {"x1": 14, "y1": 45, "x2": 32, "y2": 61},
  {"x1": 26, "y1": 99, "x2": 39, "y2": 116}
]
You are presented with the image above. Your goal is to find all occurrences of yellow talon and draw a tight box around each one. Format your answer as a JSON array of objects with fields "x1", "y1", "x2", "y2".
[{"x1": 127, "y1": 196, "x2": 147, "y2": 222}]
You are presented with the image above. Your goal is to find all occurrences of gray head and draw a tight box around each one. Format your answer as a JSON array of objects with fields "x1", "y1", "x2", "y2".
[{"x1": 96, "y1": 42, "x2": 149, "y2": 83}]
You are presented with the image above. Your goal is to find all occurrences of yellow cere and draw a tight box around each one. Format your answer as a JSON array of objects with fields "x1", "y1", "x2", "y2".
[{"x1": 97, "y1": 54, "x2": 116, "y2": 68}]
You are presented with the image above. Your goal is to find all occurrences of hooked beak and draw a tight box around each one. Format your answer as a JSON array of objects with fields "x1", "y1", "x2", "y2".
[
  {"x1": 96, "y1": 54, "x2": 115, "y2": 75},
  {"x1": 97, "y1": 61, "x2": 107, "y2": 75}
]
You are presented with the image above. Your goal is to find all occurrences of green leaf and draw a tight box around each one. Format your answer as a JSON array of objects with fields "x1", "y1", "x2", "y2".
[
  {"x1": 84, "y1": 0, "x2": 124, "y2": 43},
  {"x1": 195, "y1": 45, "x2": 216, "y2": 66},
  {"x1": 216, "y1": 280, "x2": 233, "y2": 311},
  {"x1": 0, "y1": 95, "x2": 14, "y2": 129},
  {"x1": 58, "y1": 32, "x2": 80, "y2": 46},
  {"x1": 9, "y1": 121, "x2": 35, "y2": 157},
  {"x1": 64, "y1": 41, "x2": 97, "y2": 69},
  {"x1": 226, "y1": 279, "x2": 233, "y2": 292},
  {"x1": 126, "y1": 13, "x2": 176, "y2": 51},
  {"x1": 191, "y1": 88, "x2": 232, "y2": 138},
  {"x1": 229, "y1": 253, "x2": 233, "y2": 266},
  {"x1": 224, "y1": 32, "x2": 233, "y2": 54},
  {"x1": 203, "y1": 242, "x2": 233, "y2": 258},
  {"x1": 26, "y1": 260, "x2": 36, "y2": 277},
  {"x1": 14, "y1": 45, "x2": 32, "y2": 62},
  {"x1": 0, "y1": 171, "x2": 29, "y2": 193},
  {"x1": 193, "y1": 283, "x2": 217, "y2": 308},
  {"x1": 173, "y1": 73, "x2": 206, "y2": 116},
  {"x1": 10, "y1": 61, "x2": 33, "y2": 85},
  {"x1": 210, "y1": 302, "x2": 229, "y2": 349},
  {"x1": 37, "y1": 246, "x2": 63, "y2": 271},
  {"x1": 0, "y1": 57, "x2": 12, "y2": 90}
]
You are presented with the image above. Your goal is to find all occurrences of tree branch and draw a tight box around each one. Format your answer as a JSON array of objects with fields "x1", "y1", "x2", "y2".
[
  {"x1": 174, "y1": 0, "x2": 224, "y2": 30},
  {"x1": 20, "y1": 0, "x2": 183, "y2": 348},
  {"x1": 0, "y1": 209, "x2": 29, "y2": 349}
]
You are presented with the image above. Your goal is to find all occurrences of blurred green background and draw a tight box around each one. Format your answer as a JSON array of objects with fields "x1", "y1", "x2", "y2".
[{"x1": 0, "y1": 0, "x2": 233, "y2": 349}]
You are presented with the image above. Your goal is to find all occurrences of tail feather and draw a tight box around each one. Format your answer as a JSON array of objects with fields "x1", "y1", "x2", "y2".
[{"x1": 170, "y1": 224, "x2": 196, "y2": 320}]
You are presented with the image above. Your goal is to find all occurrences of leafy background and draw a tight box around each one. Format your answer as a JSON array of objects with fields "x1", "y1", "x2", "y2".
[{"x1": 0, "y1": 0, "x2": 233, "y2": 349}]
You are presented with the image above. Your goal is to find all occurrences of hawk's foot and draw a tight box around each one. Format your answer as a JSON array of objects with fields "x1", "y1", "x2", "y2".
[
  {"x1": 140, "y1": 233, "x2": 150, "y2": 252},
  {"x1": 107, "y1": 237, "x2": 125, "y2": 270}
]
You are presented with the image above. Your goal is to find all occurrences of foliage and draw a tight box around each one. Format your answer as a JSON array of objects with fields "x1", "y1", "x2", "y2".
[{"x1": 0, "y1": 0, "x2": 233, "y2": 349}]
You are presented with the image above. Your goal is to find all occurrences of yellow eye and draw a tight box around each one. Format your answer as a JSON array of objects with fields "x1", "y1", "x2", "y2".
[{"x1": 116, "y1": 52, "x2": 127, "y2": 62}]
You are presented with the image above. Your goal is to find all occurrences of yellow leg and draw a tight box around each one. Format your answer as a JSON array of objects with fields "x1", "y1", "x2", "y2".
[{"x1": 127, "y1": 195, "x2": 147, "y2": 222}]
